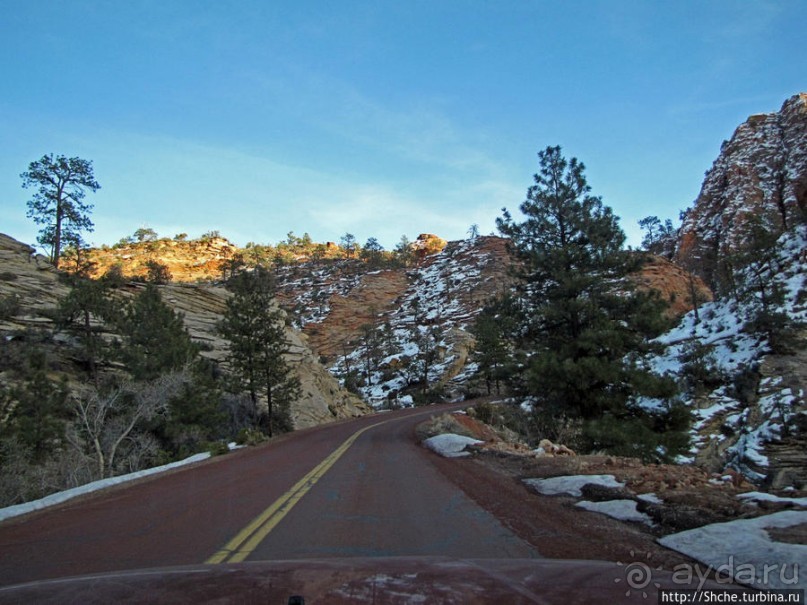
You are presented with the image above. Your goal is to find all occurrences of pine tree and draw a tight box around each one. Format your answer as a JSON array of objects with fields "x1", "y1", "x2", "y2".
[
  {"x1": 56, "y1": 276, "x2": 119, "y2": 384},
  {"x1": 116, "y1": 285, "x2": 198, "y2": 381},
  {"x1": 497, "y1": 146, "x2": 682, "y2": 459},
  {"x1": 21, "y1": 154, "x2": 100, "y2": 268},
  {"x1": 6, "y1": 350, "x2": 70, "y2": 462},
  {"x1": 219, "y1": 268, "x2": 300, "y2": 436},
  {"x1": 470, "y1": 306, "x2": 511, "y2": 396}
]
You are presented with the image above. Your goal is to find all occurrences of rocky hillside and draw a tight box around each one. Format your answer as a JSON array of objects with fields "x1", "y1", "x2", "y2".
[
  {"x1": 276, "y1": 237, "x2": 510, "y2": 405},
  {"x1": 273, "y1": 236, "x2": 707, "y2": 406},
  {"x1": 0, "y1": 233, "x2": 368, "y2": 430},
  {"x1": 644, "y1": 92, "x2": 807, "y2": 489},
  {"x1": 76, "y1": 231, "x2": 708, "y2": 408},
  {"x1": 676, "y1": 93, "x2": 807, "y2": 288},
  {"x1": 87, "y1": 236, "x2": 238, "y2": 283},
  {"x1": 648, "y1": 226, "x2": 806, "y2": 488}
]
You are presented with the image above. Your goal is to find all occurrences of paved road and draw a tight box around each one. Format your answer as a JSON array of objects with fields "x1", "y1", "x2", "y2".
[{"x1": 0, "y1": 404, "x2": 537, "y2": 587}]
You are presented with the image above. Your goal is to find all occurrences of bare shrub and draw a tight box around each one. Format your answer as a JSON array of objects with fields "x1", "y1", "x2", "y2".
[
  {"x1": 71, "y1": 371, "x2": 188, "y2": 479},
  {"x1": 415, "y1": 413, "x2": 474, "y2": 441}
]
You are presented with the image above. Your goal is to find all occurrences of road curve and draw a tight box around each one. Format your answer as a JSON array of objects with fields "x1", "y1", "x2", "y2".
[{"x1": 0, "y1": 404, "x2": 537, "y2": 587}]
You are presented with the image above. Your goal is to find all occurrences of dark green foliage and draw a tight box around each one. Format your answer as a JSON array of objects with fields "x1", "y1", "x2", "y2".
[
  {"x1": 747, "y1": 308, "x2": 800, "y2": 354},
  {"x1": 56, "y1": 276, "x2": 119, "y2": 382},
  {"x1": 207, "y1": 441, "x2": 230, "y2": 456},
  {"x1": 358, "y1": 322, "x2": 385, "y2": 386},
  {"x1": 115, "y1": 285, "x2": 198, "y2": 381},
  {"x1": 393, "y1": 235, "x2": 416, "y2": 267},
  {"x1": 101, "y1": 264, "x2": 127, "y2": 288},
  {"x1": 638, "y1": 215, "x2": 677, "y2": 257},
  {"x1": 470, "y1": 305, "x2": 511, "y2": 395},
  {"x1": 0, "y1": 294, "x2": 21, "y2": 320},
  {"x1": 3, "y1": 350, "x2": 70, "y2": 462},
  {"x1": 495, "y1": 146, "x2": 684, "y2": 458},
  {"x1": 220, "y1": 253, "x2": 246, "y2": 282},
  {"x1": 582, "y1": 400, "x2": 691, "y2": 463},
  {"x1": 144, "y1": 260, "x2": 172, "y2": 284},
  {"x1": 21, "y1": 154, "x2": 100, "y2": 269},
  {"x1": 339, "y1": 233, "x2": 358, "y2": 258},
  {"x1": 360, "y1": 237, "x2": 385, "y2": 268},
  {"x1": 133, "y1": 227, "x2": 158, "y2": 242},
  {"x1": 219, "y1": 267, "x2": 301, "y2": 437},
  {"x1": 405, "y1": 325, "x2": 442, "y2": 397},
  {"x1": 159, "y1": 361, "x2": 225, "y2": 456},
  {"x1": 497, "y1": 146, "x2": 673, "y2": 417},
  {"x1": 678, "y1": 339, "x2": 724, "y2": 397}
]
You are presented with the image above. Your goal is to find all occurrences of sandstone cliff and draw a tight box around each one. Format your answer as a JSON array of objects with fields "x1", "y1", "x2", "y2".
[
  {"x1": 274, "y1": 235, "x2": 705, "y2": 406},
  {"x1": 88, "y1": 236, "x2": 238, "y2": 283},
  {"x1": 0, "y1": 233, "x2": 368, "y2": 430},
  {"x1": 633, "y1": 255, "x2": 713, "y2": 317},
  {"x1": 676, "y1": 93, "x2": 807, "y2": 288}
]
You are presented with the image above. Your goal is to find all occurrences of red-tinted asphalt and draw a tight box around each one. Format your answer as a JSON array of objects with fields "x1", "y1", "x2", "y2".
[{"x1": 0, "y1": 404, "x2": 538, "y2": 587}]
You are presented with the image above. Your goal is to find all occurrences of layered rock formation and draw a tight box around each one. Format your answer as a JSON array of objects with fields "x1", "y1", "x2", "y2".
[
  {"x1": 0, "y1": 233, "x2": 367, "y2": 430},
  {"x1": 155, "y1": 283, "x2": 369, "y2": 427},
  {"x1": 633, "y1": 255, "x2": 713, "y2": 317},
  {"x1": 275, "y1": 235, "x2": 705, "y2": 405},
  {"x1": 88, "y1": 236, "x2": 238, "y2": 283},
  {"x1": 676, "y1": 93, "x2": 807, "y2": 288}
]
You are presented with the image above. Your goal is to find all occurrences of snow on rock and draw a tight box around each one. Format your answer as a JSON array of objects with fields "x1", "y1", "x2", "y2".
[
  {"x1": 644, "y1": 224, "x2": 807, "y2": 485},
  {"x1": 322, "y1": 236, "x2": 512, "y2": 407},
  {"x1": 575, "y1": 499, "x2": 654, "y2": 525},
  {"x1": 638, "y1": 493, "x2": 664, "y2": 505},
  {"x1": 737, "y1": 492, "x2": 807, "y2": 508},
  {"x1": 676, "y1": 93, "x2": 807, "y2": 289},
  {"x1": 423, "y1": 433, "x2": 483, "y2": 458},
  {"x1": 658, "y1": 511, "x2": 807, "y2": 590},
  {"x1": 523, "y1": 474, "x2": 625, "y2": 497},
  {"x1": 0, "y1": 452, "x2": 210, "y2": 523}
]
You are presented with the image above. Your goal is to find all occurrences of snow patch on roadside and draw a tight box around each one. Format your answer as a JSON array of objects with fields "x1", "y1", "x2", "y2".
[
  {"x1": 638, "y1": 492, "x2": 663, "y2": 504},
  {"x1": 658, "y1": 511, "x2": 807, "y2": 590},
  {"x1": 0, "y1": 452, "x2": 211, "y2": 523},
  {"x1": 523, "y1": 474, "x2": 625, "y2": 497},
  {"x1": 423, "y1": 433, "x2": 483, "y2": 458},
  {"x1": 737, "y1": 492, "x2": 807, "y2": 508},
  {"x1": 576, "y1": 499, "x2": 654, "y2": 524}
]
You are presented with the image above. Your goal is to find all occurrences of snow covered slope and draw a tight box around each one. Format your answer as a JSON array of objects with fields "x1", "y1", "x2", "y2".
[{"x1": 647, "y1": 226, "x2": 806, "y2": 487}]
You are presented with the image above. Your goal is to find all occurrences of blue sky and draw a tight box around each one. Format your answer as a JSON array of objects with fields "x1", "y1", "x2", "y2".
[{"x1": 1, "y1": 1, "x2": 804, "y2": 251}]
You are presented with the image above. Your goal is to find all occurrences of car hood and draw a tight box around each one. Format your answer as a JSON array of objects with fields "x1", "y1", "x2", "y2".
[{"x1": 0, "y1": 556, "x2": 739, "y2": 604}]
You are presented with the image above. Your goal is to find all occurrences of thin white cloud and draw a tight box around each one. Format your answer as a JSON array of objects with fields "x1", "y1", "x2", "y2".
[
  {"x1": 244, "y1": 63, "x2": 507, "y2": 179},
  {"x1": 72, "y1": 130, "x2": 514, "y2": 249}
]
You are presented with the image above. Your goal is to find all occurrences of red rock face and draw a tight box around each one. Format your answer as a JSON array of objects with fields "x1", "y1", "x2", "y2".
[
  {"x1": 632, "y1": 255, "x2": 713, "y2": 317},
  {"x1": 675, "y1": 93, "x2": 807, "y2": 288}
]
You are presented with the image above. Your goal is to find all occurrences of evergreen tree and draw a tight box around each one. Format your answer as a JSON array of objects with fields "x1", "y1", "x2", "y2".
[
  {"x1": 358, "y1": 322, "x2": 385, "y2": 386},
  {"x1": 470, "y1": 305, "x2": 511, "y2": 396},
  {"x1": 144, "y1": 260, "x2": 172, "y2": 284},
  {"x1": 116, "y1": 285, "x2": 198, "y2": 381},
  {"x1": 638, "y1": 215, "x2": 676, "y2": 258},
  {"x1": 219, "y1": 268, "x2": 301, "y2": 436},
  {"x1": 56, "y1": 276, "x2": 119, "y2": 384},
  {"x1": 340, "y1": 233, "x2": 358, "y2": 259},
  {"x1": 21, "y1": 154, "x2": 101, "y2": 269},
  {"x1": 497, "y1": 146, "x2": 682, "y2": 459},
  {"x1": 393, "y1": 235, "x2": 415, "y2": 267},
  {"x1": 5, "y1": 351, "x2": 70, "y2": 462},
  {"x1": 360, "y1": 237, "x2": 385, "y2": 268},
  {"x1": 133, "y1": 227, "x2": 159, "y2": 242}
]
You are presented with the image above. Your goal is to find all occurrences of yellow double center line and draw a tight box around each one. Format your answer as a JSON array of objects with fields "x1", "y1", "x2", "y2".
[{"x1": 206, "y1": 421, "x2": 386, "y2": 564}]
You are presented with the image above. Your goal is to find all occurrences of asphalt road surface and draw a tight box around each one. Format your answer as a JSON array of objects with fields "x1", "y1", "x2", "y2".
[{"x1": 0, "y1": 404, "x2": 538, "y2": 588}]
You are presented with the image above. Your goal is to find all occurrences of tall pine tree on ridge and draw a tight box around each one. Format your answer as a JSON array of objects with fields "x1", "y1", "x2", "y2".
[{"x1": 497, "y1": 146, "x2": 686, "y2": 460}]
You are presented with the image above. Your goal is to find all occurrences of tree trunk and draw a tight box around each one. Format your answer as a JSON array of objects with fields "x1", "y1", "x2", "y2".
[{"x1": 266, "y1": 386, "x2": 273, "y2": 437}]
